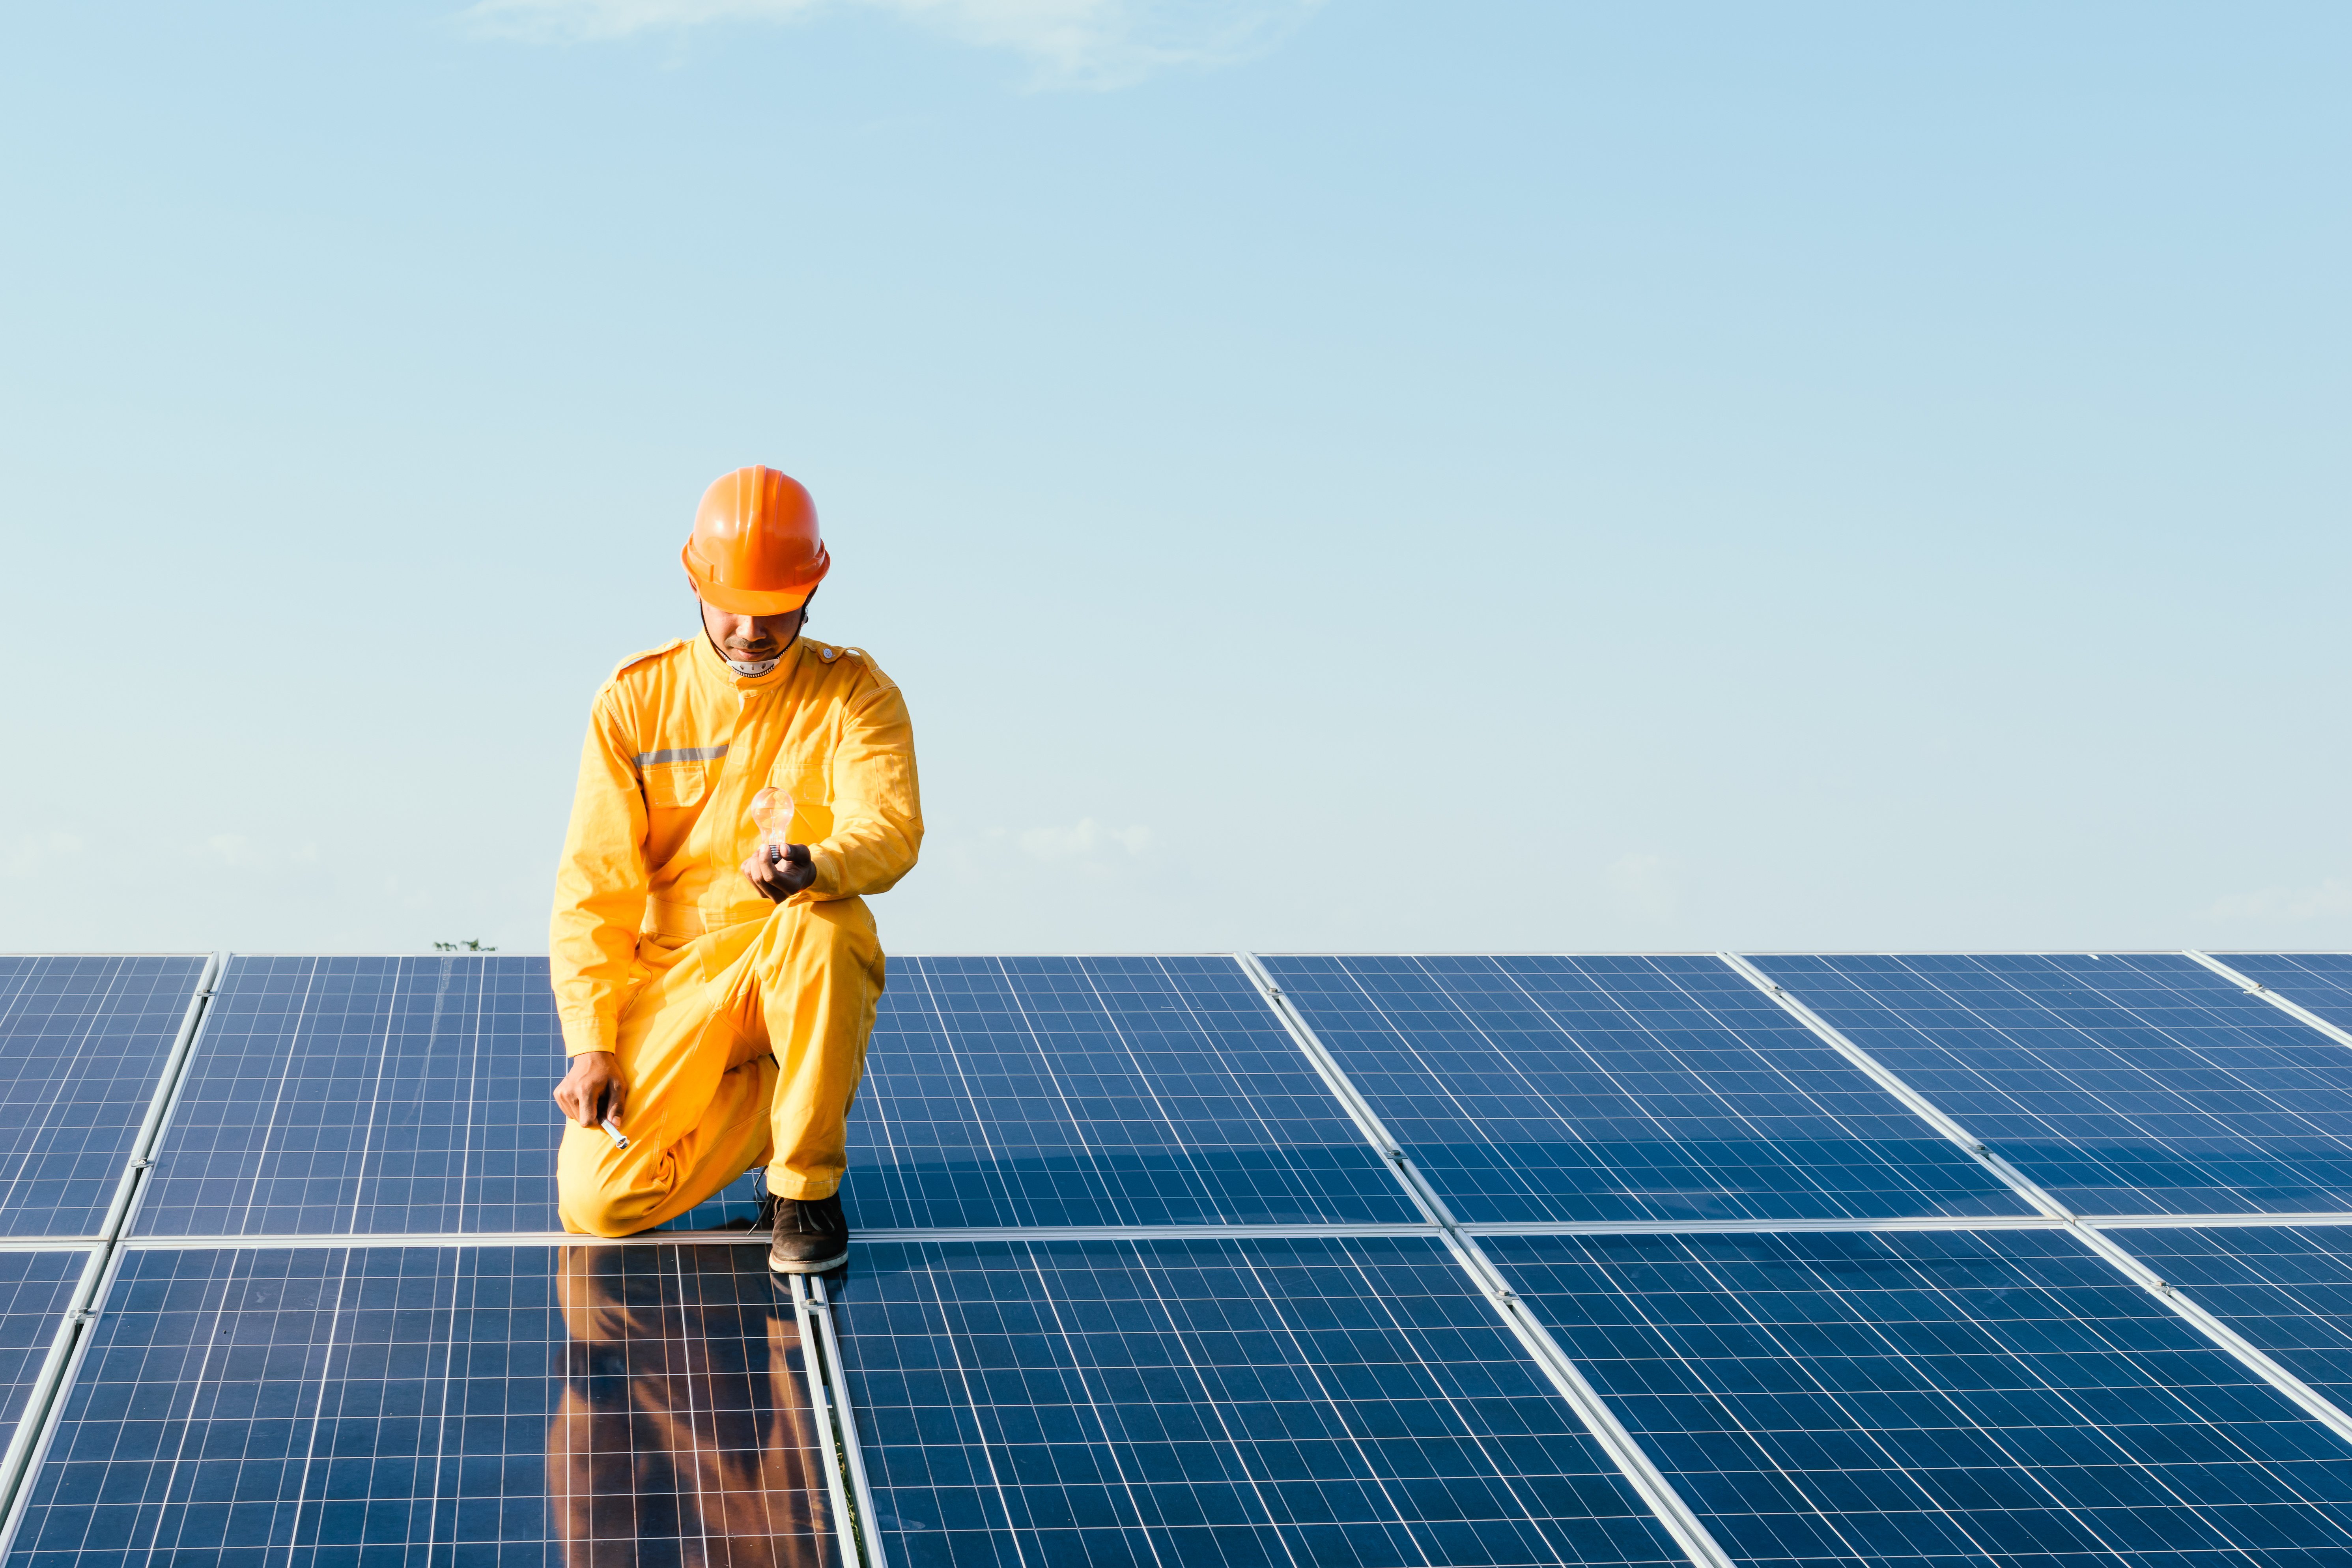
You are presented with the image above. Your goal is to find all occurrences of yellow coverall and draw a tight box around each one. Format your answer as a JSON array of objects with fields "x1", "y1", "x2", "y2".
[{"x1": 549, "y1": 634, "x2": 921, "y2": 1237}]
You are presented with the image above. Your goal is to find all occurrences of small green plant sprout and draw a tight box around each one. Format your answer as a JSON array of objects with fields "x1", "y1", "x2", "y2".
[{"x1": 433, "y1": 939, "x2": 499, "y2": 953}]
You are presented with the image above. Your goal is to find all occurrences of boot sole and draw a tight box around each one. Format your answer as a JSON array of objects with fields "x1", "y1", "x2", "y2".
[{"x1": 768, "y1": 1247, "x2": 850, "y2": 1275}]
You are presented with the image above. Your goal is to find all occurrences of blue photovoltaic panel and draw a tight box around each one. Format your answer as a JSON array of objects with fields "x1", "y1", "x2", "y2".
[
  {"x1": 835, "y1": 1235, "x2": 1683, "y2": 1568},
  {"x1": 0, "y1": 1252, "x2": 87, "y2": 1457},
  {"x1": 2106, "y1": 1226, "x2": 2352, "y2": 1405},
  {"x1": 2215, "y1": 953, "x2": 2352, "y2": 1037},
  {"x1": 847, "y1": 956, "x2": 1418, "y2": 1228},
  {"x1": 138, "y1": 956, "x2": 573, "y2": 1235},
  {"x1": 0, "y1": 955, "x2": 205, "y2": 1237},
  {"x1": 1752, "y1": 952, "x2": 2352, "y2": 1216},
  {"x1": 140, "y1": 953, "x2": 1399, "y2": 1237},
  {"x1": 1485, "y1": 1228, "x2": 2352, "y2": 1568},
  {"x1": 1258, "y1": 954, "x2": 2027, "y2": 1224},
  {"x1": 7, "y1": 1244, "x2": 833, "y2": 1564},
  {"x1": 135, "y1": 956, "x2": 759, "y2": 1237}
]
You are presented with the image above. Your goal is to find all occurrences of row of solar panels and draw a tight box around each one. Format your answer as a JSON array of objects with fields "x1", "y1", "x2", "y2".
[
  {"x1": 13, "y1": 1224, "x2": 2352, "y2": 1563},
  {"x1": 10, "y1": 950, "x2": 2352, "y2": 1239},
  {"x1": 9, "y1": 948, "x2": 2352, "y2": 1564}
]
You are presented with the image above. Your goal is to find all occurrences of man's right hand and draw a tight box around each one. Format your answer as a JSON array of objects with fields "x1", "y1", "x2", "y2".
[{"x1": 554, "y1": 1051, "x2": 626, "y2": 1129}]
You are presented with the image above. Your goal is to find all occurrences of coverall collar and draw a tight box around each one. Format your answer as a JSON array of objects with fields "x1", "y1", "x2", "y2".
[{"x1": 696, "y1": 630, "x2": 799, "y2": 691}]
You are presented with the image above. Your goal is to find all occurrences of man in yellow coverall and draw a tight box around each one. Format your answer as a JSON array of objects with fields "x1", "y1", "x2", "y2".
[{"x1": 547, "y1": 465, "x2": 921, "y2": 1273}]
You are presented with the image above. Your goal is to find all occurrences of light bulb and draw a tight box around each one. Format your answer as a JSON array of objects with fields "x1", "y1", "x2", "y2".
[{"x1": 750, "y1": 785, "x2": 797, "y2": 850}]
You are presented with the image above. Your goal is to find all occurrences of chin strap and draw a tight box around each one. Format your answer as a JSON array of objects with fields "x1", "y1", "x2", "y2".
[{"x1": 702, "y1": 613, "x2": 798, "y2": 678}]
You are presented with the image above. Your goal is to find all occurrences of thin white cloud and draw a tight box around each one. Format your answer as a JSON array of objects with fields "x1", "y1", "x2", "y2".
[
  {"x1": 1605, "y1": 852, "x2": 1678, "y2": 921},
  {"x1": 2208, "y1": 878, "x2": 2352, "y2": 922},
  {"x1": 191, "y1": 834, "x2": 322, "y2": 872},
  {"x1": 461, "y1": 0, "x2": 1321, "y2": 88},
  {"x1": 1015, "y1": 817, "x2": 1153, "y2": 860},
  {"x1": 0, "y1": 832, "x2": 84, "y2": 880}
]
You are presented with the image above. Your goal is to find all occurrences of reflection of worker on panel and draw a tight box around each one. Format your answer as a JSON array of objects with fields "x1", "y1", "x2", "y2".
[
  {"x1": 551, "y1": 1245, "x2": 831, "y2": 1562},
  {"x1": 547, "y1": 467, "x2": 923, "y2": 1274}
]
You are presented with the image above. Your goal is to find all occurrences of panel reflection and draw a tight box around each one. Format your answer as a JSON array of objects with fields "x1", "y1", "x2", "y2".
[
  {"x1": 554, "y1": 1245, "x2": 834, "y2": 1568},
  {"x1": 5, "y1": 1245, "x2": 835, "y2": 1566}
]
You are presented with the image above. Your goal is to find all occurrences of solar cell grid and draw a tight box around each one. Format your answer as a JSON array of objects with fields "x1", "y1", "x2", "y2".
[
  {"x1": 834, "y1": 1234, "x2": 1685, "y2": 1567},
  {"x1": 46, "y1": 946, "x2": 2352, "y2": 1568},
  {"x1": 1485, "y1": 1226, "x2": 2352, "y2": 1568},
  {"x1": 2106, "y1": 1226, "x2": 2352, "y2": 1409},
  {"x1": 6, "y1": 1243, "x2": 834, "y2": 1564},
  {"x1": 1753, "y1": 952, "x2": 2352, "y2": 1217},
  {"x1": 0, "y1": 956, "x2": 206, "y2": 1239},
  {"x1": 2211, "y1": 954, "x2": 2352, "y2": 1038},
  {"x1": 137, "y1": 956, "x2": 576, "y2": 1236},
  {"x1": 849, "y1": 955, "x2": 1418, "y2": 1228},
  {"x1": 136, "y1": 956, "x2": 756, "y2": 1238},
  {"x1": 1259, "y1": 953, "x2": 2027, "y2": 1225},
  {"x1": 0, "y1": 1252, "x2": 88, "y2": 1455}
]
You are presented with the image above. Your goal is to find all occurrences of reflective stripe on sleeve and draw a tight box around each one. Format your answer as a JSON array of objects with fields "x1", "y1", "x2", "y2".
[{"x1": 633, "y1": 744, "x2": 730, "y2": 767}]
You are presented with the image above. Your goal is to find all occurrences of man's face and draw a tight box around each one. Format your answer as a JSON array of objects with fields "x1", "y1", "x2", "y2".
[{"x1": 699, "y1": 597, "x2": 805, "y2": 664}]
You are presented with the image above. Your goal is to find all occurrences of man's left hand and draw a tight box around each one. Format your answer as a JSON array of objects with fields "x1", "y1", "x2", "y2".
[{"x1": 742, "y1": 843, "x2": 816, "y2": 901}]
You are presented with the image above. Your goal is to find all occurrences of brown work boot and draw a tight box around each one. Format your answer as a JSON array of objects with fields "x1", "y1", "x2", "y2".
[{"x1": 766, "y1": 1193, "x2": 849, "y2": 1275}]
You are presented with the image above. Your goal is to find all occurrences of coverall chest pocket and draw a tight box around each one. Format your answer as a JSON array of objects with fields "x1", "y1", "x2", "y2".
[{"x1": 643, "y1": 763, "x2": 713, "y2": 810}]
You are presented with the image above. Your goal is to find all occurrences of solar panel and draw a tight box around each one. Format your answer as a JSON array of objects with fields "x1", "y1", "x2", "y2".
[
  {"x1": 1483, "y1": 1226, "x2": 2352, "y2": 1566},
  {"x1": 0, "y1": 1252, "x2": 88, "y2": 1458},
  {"x1": 849, "y1": 956, "x2": 1419, "y2": 1227},
  {"x1": 135, "y1": 956, "x2": 593, "y2": 1236},
  {"x1": 141, "y1": 953, "x2": 1409, "y2": 1238},
  {"x1": 2105, "y1": 1225, "x2": 2352, "y2": 1407},
  {"x1": 0, "y1": 956, "x2": 207, "y2": 1238},
  {"x1": 136, "y1": 956, "x2": 770, "y2": 1237},
  {"x1": 1753, "y1": 952, "x2": 2352, "y2": 1217},
  {"x1": 7, "y1": 1243, "x2": 835, "y2": 1562},
  {"x1": 2212, "y1": 954, "x2": 2352, "y2": 1037},
  {"x1": 833, "y1": 1234, "x2": 1686, "y2": 1566},
  {"x1": 1259, "y1": 954, "x2": 2029, "y2": 1224}
]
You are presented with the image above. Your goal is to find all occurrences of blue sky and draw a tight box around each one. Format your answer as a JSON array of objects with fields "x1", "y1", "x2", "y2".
[{"x1": 2, "y1": 2, "x2": 2346, "y2": 956}]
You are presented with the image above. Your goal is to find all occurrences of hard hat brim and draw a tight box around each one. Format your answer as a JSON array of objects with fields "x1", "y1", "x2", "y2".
[{"x1": 682, "y1": 543, "x2": 823, "y2": 615}]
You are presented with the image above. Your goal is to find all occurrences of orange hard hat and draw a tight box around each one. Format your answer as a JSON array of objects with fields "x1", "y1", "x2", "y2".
[{"x1": 680, "y1": 466, "x2": 831, "y2": 615}]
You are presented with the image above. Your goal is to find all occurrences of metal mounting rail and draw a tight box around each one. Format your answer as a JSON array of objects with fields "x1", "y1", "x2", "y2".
[
  {"x1": 790, "y1": 1275, "x2": 890, "y2": 1568},
  {"x1": 117, "y1": 1212, "x2": 2162, "y2": 1249},
  {"x1": 1457, "y1": 1214, "x2": 2069, "y2": 1237},
  {"x1": 848, "y1": 1222, "x2": 1443, "y2": 1242},
  {"x1": 1233, "y1": 952, "x2": 1738, "y2": 1568},
  {"x1": 0, "y1": 1240, "x2": 103, "y2": 1254},
  {"x1": 789, "y1": 1274, "x2": 865, "y2": 1568},
  {"x1": 123, "y1": 1229, "x2": 776, "y2": 1250},
  {"x1": 813, "y1": 1275, "x2": 889, "y2": 1568},
  {"x1": 2086, "y1": 1210, "x2": 2352, "y2": 1230},
  {"x1": 1719, "y1": 949, "x2": 2352, "y2": 1454},
  {"x1": 127, "y1": 1221, "x2": 1452, "y2": 1250},
  {"x1": 0, "y1": 953, "x2": 223, "y2": 1552},
  {"x1": 2183, "y1": 951, "x2": 2352, "y2": 1049}
]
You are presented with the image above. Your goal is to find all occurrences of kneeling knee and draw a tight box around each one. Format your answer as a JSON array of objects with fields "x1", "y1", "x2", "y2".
[{"x1": 562, "y1": 1183, "x2": 652, "y2": 1239}]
